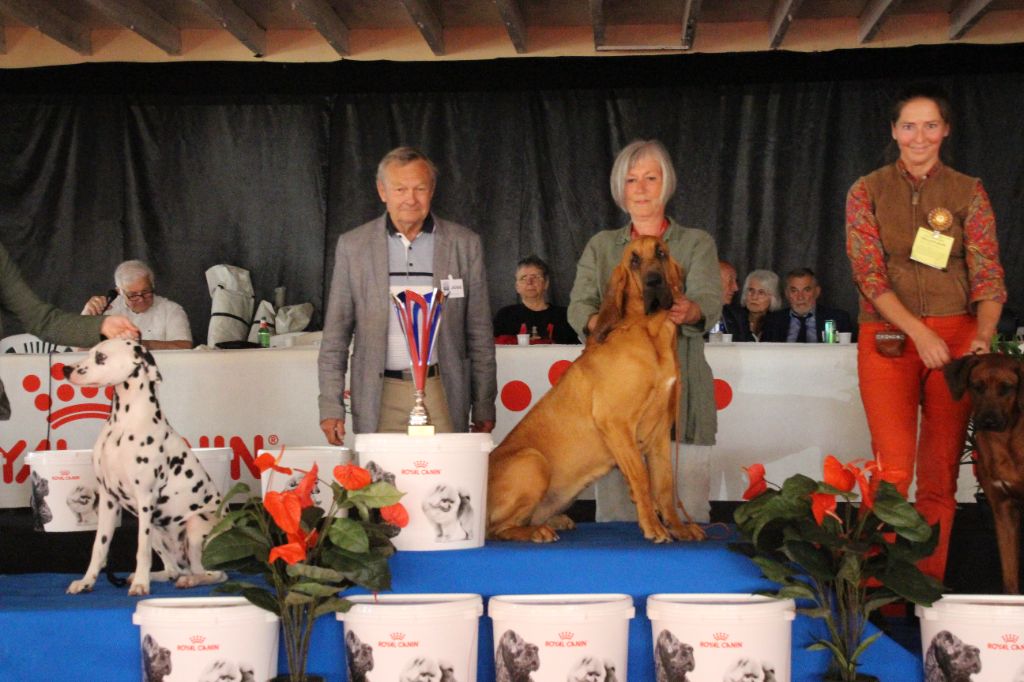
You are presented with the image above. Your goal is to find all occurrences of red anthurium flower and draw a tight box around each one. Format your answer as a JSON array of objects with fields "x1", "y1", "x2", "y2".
[
  {"x1": 742, "y1": 463, "x2": 768, "y2": 500},
  {"x1": 334, "y1": 463, "x2": 372, "y2": 491},
  {"x1": 268, "y1": 541, "x2": 306, "y2": 565},
  {"x1": 264, "y1": 490, "x2": 302, "y2": 535},
  {"x1": 293, "y1": 463, "x2": 319, "y2": 509},
  {"x1": 255, "y1": 449, "x2": 293, "y2": 476},
  {"x1": 811, "y1": 492, "x2": 840, "y2": 525},
  {"x1": 380, "y1": 502, "x2": 410, "y2": 528},
  {"x1": 823, "y1": 455, "x2": 856, "y2": 492}
]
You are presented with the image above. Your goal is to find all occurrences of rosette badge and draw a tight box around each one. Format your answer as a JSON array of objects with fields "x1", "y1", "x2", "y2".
[
  {"x1": 391, "y1": 288, "x2": 445, "y2": 434},
  {"x1": 927, "y1": 207, "x2": 953, "y2": 232}
]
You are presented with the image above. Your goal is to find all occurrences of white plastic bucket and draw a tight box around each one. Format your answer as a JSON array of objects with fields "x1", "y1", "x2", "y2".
[
  {"x1": 192, "y1": 447, "x2": 232, "y2": 497},
  {"x1": 488, "y1": 594, "x2": 635, "y2": 682},
  {"x1": 917, "y1": 594, "x2": 1024, "y2": 681},
  {"x1": 337, "y1": 593, "x2": 483, "y2": 682},
  {"x1": 353, "y1": 433, "x2": 492, "y2": 551},
  {"x1": 24, "y1": 449, "x2": 119, "y2": 532},
  {"x1": 259, "y1": 445, "x2": 351, "y2": 510},
  {"x1": 646, "y1": 594, "x2": 795, "y2": 682},
  {"x1": 133, "y1": 596, "x2": 279, "y2": 682}
]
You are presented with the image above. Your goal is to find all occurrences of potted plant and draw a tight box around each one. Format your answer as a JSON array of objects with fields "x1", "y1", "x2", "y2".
[
  {"x1": 734, "y1": 456, "x2": 944, "y2": 682},
  {"x1": 202, "y1": 451, "x2": 408, "y2": 682}
]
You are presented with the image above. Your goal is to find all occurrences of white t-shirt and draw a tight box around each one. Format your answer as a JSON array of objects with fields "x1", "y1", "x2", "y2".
[{"x1": 107, "y1": 295, "x2": 192, "y2": 342}]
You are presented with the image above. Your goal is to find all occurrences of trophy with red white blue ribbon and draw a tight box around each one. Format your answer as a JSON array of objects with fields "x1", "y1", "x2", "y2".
[{"x1": 391, "y1": 288, "x2": 445, "y2": 434}]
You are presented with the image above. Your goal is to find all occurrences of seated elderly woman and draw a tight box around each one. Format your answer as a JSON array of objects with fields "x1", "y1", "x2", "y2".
[{"x1": 739, "y1": 269, "x2": 782, "y2": 342}]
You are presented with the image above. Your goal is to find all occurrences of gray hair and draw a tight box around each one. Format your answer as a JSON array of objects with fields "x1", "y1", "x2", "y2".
[
  {"x1": 114, "y1": 260, "x2": 154, "y2": 289},
  {"x1": 740, "y1": 269, "x2": 783, "y2": 311},
  {"x1": 609, "y1": 139, "x2": 677, "y2": 212},
  {"x1": 376, "y1": 146, "x2": 438, "y2": 187}
]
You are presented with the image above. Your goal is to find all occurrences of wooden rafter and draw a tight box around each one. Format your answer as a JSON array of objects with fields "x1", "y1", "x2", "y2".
[
  {"x1": 858, "y1": 0, "x2": 901, "y2": 44},
  {"x1": 399, "y1": 0, "x2": 444, "y2": 56},
  {"x1": 949, "y1": 0, "x2": 995, "y2": 40},
  {"x1": 681, "y1": 0, "x2": 702, "y2": 50},
  {"x1": 493, "y1": 0, "x2": 527, "y2": 54},
  {"x1": 0, "y1": 0, "x2": 91, "y2": 54},
  {"x1": 589, "y1": 0, "x2": 606, "y2": 48},
  {"x1": 768, "y1": 0, "x2": 805, "y2": 49},
  {"x1": 0, "y1": 16, "x2": 6, "y2": 54},
  {"x1": 83, "y1": 0, "x2": 181, "y2": 55},
  {"x1": 290, "y1": 0, "x2": 349, "y2": 56},
  {"x1": 189, "y1": 0, "x2": 265, "y2": 57}
]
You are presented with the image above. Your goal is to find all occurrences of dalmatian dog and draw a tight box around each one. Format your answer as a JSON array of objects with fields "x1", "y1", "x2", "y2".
[
  {"x1": 63, "y1": 339, "x2": 226, "y2": 596},
  {"x1": 66, "y1": 484, "x2": 99, "y2": 525},
  {"x1": 422, "y1": 483, "x2": 473, "y2": 541}
]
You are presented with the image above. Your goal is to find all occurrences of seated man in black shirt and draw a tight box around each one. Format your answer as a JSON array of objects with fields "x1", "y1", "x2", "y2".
[{"x1": 493, "y1": 255, "x2": 579, "y2": 344}]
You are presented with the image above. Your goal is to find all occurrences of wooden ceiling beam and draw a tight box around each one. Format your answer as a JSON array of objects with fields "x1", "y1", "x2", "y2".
[
  {"x1": 0, "y1": 0, "x2": 91, "y2": 54},
  {"x1": 949, "y1": 0, "x2": 995, "y2": 40},
  {"x1": 768, "y1": 0, "x2": 804, "y2": 49},
  {"x1": 189, "y1": 0, "x2": 265, "y2": 57},
  {"x1": 858, "y1": 0, "x2": 901, "y2": 44},
  {"x1": 0, "y1": 16, "x2": 6, "y2": 54},
  {"x1": 82, "y1": 0, "x2": 181, "y2": 55},
  {"x1": 399, "y1": 0, "x2": 445, "y2": 56},
  {"x1": 589, "y1": 0, "x2": 606, "y2": 48},
  {"x1": 681, "y1": 0, "x2": 702, "y2": 50},
  {"x1": 290, "y1": 0, "x2": 349, "y2": 56},
  {"x1": 493, "y1": 0, "x2": 527, "y2": 54}
]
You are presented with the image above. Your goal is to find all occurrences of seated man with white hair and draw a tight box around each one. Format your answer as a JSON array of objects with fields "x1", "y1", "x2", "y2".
[{"x1": 82, "y1": 260, "x2": 192, "y2": 350}]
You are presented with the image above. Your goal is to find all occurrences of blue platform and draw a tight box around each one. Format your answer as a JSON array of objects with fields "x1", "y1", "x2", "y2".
[{"x1": 0, "y1": 523, "x2": 922, "y2": 681}]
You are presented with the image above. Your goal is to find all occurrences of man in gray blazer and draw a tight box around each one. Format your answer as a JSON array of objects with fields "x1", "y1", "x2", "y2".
[{"x1": 318, "y1": 147, "x2": 496, "y2": 444}]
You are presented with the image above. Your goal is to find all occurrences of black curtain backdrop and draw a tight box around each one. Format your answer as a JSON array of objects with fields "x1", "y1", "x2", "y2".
[{"x1": 1, "y1": 43, "x2": 1022, "y2": 343}]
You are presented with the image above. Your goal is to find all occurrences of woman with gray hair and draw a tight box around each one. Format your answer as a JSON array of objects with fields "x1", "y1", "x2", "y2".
[
  {"x1": 568, "y1": 139, "x2": 722, "y2": 524},
  {"x1": 739, "y1": 269, "x2": 782, "y2": 341}
]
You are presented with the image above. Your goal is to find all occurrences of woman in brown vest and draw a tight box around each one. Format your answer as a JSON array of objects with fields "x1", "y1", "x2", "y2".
[{"x1": 845, "y1": 84, "x2": 1007, "y2": 582}]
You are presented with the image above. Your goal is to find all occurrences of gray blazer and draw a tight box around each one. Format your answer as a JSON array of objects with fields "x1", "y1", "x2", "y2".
[{"x1": 317, "y1": 214, "x2": 497, "y2": 433}]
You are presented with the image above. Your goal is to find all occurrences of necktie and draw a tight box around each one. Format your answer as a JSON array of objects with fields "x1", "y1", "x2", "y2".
[{"x1": 796, "y1": 314, "x2": 809, "y2": 343}]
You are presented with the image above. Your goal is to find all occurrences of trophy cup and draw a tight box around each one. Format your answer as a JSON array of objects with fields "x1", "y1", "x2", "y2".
[{"x1": 391, "y1": 288, "x2": 445, "y2": 435}]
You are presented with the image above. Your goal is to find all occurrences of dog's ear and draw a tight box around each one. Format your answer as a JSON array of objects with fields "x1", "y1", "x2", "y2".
[
  {"x1": 943, "y1": 355, "x2": 979, "y2": 401},
  {"x1": 133, "y1": 345, "x2": 163, "y2": 384},
  {"x1": 1017, "y1": 362, "x2": 1024, "y2": 411},
  {"x1": 590, "y1": 264, "x2": 629, "y2": 344}
]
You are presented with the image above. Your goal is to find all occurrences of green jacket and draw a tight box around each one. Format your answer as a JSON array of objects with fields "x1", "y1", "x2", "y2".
[
  {"x1": 1, "y1": 242, "x2": 104, "y2": 419},
  {"x1": 567, "y1": 219, "x2": 722, "y2": 445}
]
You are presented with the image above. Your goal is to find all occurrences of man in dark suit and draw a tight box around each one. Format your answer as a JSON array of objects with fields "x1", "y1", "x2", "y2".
[
  {"x1": 710, "y1": 260, "x2": 752, "y2": 341},
  {"x1": 762, "y1": 267, "x2": 855, "y2": 343}
]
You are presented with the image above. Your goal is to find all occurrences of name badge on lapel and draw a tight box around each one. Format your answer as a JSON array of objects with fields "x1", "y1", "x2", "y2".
[
  {"x1": 441, "y1": 274, "x2": 465, "y2": 298},
  {"x1": 910, "y1": 207, "x2": 954, "y2": 270}
]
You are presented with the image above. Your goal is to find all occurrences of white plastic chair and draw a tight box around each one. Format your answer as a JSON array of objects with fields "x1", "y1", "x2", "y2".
[{"x1": 0, "y1": 333, "x2": 74, "y2": 354}]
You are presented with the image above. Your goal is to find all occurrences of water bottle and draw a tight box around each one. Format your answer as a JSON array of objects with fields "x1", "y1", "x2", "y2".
[{"x1": 258, "y1": 318, "x2": 271, "y2": 348}]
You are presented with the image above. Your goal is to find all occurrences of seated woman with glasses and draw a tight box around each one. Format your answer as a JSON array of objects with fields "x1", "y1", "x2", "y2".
[
  {"x1": 493, "y1": 255, "x2": 579, "y2": 344},
  {"x1": 739, "y1": 269, "x2": 783, "y2": 342},
  {"x1": 82, "y1": 259, "x2": 192, "y2": 350}
]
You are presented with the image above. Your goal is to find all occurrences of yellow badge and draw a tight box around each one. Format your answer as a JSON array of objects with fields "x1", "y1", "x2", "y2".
[
  {"x1": 911, "y1": 227, "x2": 953, "y2": 269},
  {"x1": 927, "y1": 207, "x2": 954, "y2": 232}
]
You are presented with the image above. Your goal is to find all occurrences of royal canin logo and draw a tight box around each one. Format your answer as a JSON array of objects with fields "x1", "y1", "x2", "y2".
[
  {"x1": 1004, "y1": 634, "x2": 1019, "y2": 643},
  {"x1": 559, "y1": 632, "x2": 574, "y2": 640},
  {"x1": 21, "y1": 364, "x2": 115, "y2": 427},
  {"x1": 190, "y1": 635, "x2": 206, "y2": 644},
  {"x1": 390, "y1": 633, "x2": 406, "y2": 641},
  {"x1": 713, "y1": 633, "x2": 729, "y2": 641},
  {"x1": 413, "y1": 460, "x2": 429, "y2": 468}
]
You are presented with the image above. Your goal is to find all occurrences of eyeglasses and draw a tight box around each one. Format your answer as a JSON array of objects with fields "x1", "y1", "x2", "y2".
[
  {"x1": 516, "y1": 274, "x2": 545, "y2": 284},
  {"x1": 123, "y1": 289, "x2": 154, "y2": 301},
  {"x1": 746, "y1": 288, "x2": 770, "y2": 298}
]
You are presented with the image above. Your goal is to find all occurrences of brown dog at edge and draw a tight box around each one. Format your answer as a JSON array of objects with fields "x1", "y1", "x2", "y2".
[
  {"x1": 945, "y1": 352, "x2": 1024, "y2": 593},
  {"x1": 486, "y1": 236, "x2": 705, "y2": 543}
]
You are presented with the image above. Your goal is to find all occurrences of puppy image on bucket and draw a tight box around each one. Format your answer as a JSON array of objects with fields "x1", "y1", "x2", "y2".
[{"x1": 916, "y1": 594, "x2": 1024, "y2": 681}]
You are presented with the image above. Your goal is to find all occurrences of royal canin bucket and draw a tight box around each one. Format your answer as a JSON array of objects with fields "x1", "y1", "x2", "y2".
[
  {"x1": 337, "y1": 593, "x2": 483, "y2": 681},
  {"x1": 646, "y1": 594, "x2": 796, "y2": 682},
  {"x1": 917, "y1": 594, "x2": 1024, "y2": 681},
  {"x1": 24, "y1": 449, "x2": 113, "y2": 532},
  {"x1": 133, "y1": 597, "x2": 279, "y2": 682},
  {"x1": 353, "y1": 433, "x2": 492, "y2": 551},
  {"x1": 488, "y1": 594, "x2": 635, "y2": 682},
  {"x1": 192, "y1": 447, "x2": 232, "y2": 497},
  {"x1": 259, "y1": 445, "x2": 351, "y2": 510}
]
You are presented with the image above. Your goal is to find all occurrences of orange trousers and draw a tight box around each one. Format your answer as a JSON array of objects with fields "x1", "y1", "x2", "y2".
[{"x1": 857, "y1": 316, "x2": 975, "y2": 582}]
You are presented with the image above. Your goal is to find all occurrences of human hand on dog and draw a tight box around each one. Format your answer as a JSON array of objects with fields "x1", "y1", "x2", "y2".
[
  {"x1": 99, "y1": 315, "x2": 140, "y2": 340},
  {"x1": 668, "y1": 294, "x2": 701, "y2": 326},
  {"x1": 470, "y1": 419, "x2": 494, "y2": 433},
  {"x1": 320, "y1": 418, "x2": 346, "y2": 445},
  {"x1": 911, "y1": 326, "x2": 951, "y2": 369}
]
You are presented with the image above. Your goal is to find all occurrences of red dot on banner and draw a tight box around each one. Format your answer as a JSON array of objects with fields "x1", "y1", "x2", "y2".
[
  {"x1": 501, "y1": 380, "x2": 533, "y2": 412},
  {"x1": 714, "y1": 378, "x2": 733, "y2": 410},
  {"x1": 81, "y1": 387, "x2": 99, "y2": 398},
  {"x1": 56, "y1": 385, "x2": 75, "y2": 402},
  {"x1": 51, "y1": 364, "x2": 65, "y2": 381},
  {"x1": 22, "y1": 375, "x2": 41, "y2": 392},
  {"x1": 548, "y1": 360, "x2": 572, "y2": 386},
  {"x1": 35, "y1": 394, "x2": 51, "y2": 411},
  {"x1": 104, "y1": 386, "x2": 115, "y2": 400}
]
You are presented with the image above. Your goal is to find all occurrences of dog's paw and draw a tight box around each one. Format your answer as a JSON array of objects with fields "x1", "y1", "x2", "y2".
[
  {"x1": 547, "y1": 514, "x2": 576, "y2": 531},
  {"x1": 671, "y1": 522, "x2": 706, "y2": 542},
  {"x1": 530, "y1": 525, "x2": 560, "y2": 543},
  {"x1": 642, "y1": 521, "x2": 673, "y2": 544},
  {"x1": 175, "y1": 571, "x2": 227, "y2": 589},
  {"x1": 128, "y1": 579, "x2": 151, "y2": 596},
  {"x1": 66, "y1": 578, "x2": 95, "y2": 594}
]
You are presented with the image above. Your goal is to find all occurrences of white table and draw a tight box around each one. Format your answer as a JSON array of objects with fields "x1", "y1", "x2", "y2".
[{"x1": 0, "y1": 342, "x2": 976, "y2": 507}]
